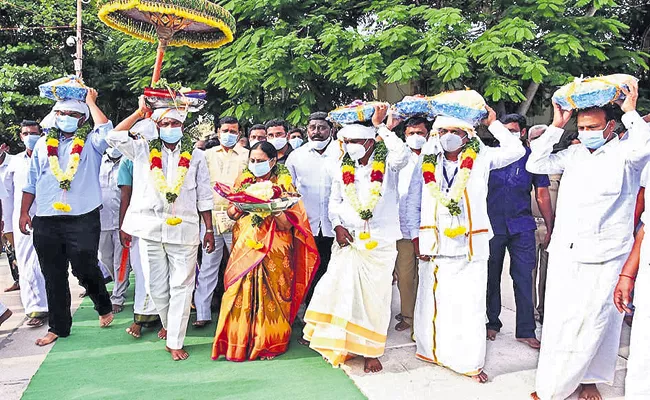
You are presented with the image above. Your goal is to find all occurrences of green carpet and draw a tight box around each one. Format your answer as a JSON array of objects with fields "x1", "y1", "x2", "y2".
[{"x1": 22, "y1": 283, "x2": 365, "y2": 400}]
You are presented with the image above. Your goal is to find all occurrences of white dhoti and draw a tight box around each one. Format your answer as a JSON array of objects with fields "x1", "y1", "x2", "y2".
[
  {"x1": 303, "y1": 240, "x2": 397, "y2": 367},
  {"x1": 98, "y1": 229, "x2": 130, "y2": 305},
  {"x1": 0, "y1": 301, "x2": 8, "y2": 315},
  {"x1": 414, "y1": 256, "x2": 487, "y2": 376},
  {"x1": 131, "y1": 238, "x2": 158, "y2": 323},
  {"x1": 194, "y1": 223, "x2": 232, "y2": 321},
  {"x1": 535, "y1": 251, "x2": 625, "y2": 400},
  {"x1": 14, "y1": 228, "x2": 48, "y2": 317},
  {"x1": 625, "y1": 242, "x2": 650, "y2": 400},
  {"x1": 139, "y1": 238, "x2": 199, "y2": 350}
]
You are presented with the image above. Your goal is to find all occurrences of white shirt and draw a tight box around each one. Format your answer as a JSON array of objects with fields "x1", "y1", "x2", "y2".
[
  {"x1": 398, "y1": 151, "x2": 419, "y2": 239},
  {"x1": 3, "y1": 152, "x2": 33, "y2": 229},
  {"x1": 0, "y1": 154, "x2": 15, "y2": 233},
  {"x1": 641, "y1": 163, "x2": 650, "y2": 188},
  {"x1": 106, "y1": 131, "x2": 213, "y2": 246},
  {"x1": 285, "y1": 139, "x2": 341, "y2": 237},
  {"x1": 329, "y1": 126, "x2": 409, "y2": 243},
  {"x1": 99, "y1": 155, "x2": 122, "y2": 231},
  {"x1": 527, "y1": 110, "x2": 650, "y2": 263}
]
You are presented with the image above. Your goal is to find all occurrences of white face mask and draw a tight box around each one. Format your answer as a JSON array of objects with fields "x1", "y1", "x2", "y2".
[
  {"x1": 309, "y1": 136, "x2": 331, "y2": 151},
  {"x1": 439, "y1": 133, "x2": 464, "y2": 152},
  {"x1": 106, "y1": 147, "x2": 122, "y2": 159},
  {"x1": 289, "y1": 137, "x2": 304, "y2": 149},
  {"x1": 511, "y1": 131, "x2": 521, "y2": 138},
  {"x1": 406, "y1": 134, "x2": 427, "y2": 150},
  {"x1": 270, "y1": 137, "x2": 287, "y2": 150},
  {"x1": 344, "y1": 141, "x2": 368, "y2": 161}
]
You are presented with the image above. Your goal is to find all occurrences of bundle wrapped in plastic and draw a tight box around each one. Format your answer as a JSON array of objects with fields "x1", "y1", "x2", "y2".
[
  {"x1": 144, "y1": 87, "x2": 207, "y2": 113},
  {"x1": 39, "y1": 75, "x2": 88, "y2": 102},
  {"x1": 430, "y1": 90, "x2": 488, "y2": 125},
  {"x1": 214, "y1": 182, "x2": 301, "y2": 213},
  {"x1": 393, "y1": 95, "x2": 436, "y2": 120},
  {"x1": 552, "y1": 74, "x2": 636, "y2": 110},
  {"x1": 328, "y1": 100, "x2": 382, "y2": 125}
]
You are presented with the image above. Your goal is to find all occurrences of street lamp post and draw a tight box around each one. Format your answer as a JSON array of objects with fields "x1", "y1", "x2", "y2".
[{"x1": 74, "y1": 0, "x2": 83, "y2": 78}]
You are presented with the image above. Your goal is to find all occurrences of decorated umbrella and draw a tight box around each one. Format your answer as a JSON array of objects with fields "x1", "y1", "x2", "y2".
[{"x1": 98, "y1": 0, "x2": 236, "y2": 85}]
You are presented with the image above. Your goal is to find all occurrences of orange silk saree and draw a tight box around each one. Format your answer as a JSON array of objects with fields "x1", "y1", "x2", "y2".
[{"x1": 211, "y1": 175, "x2": 319, "y2": 361}]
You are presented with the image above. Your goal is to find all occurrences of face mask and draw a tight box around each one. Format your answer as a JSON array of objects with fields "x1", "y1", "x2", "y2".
[
  {"x1": 511, "y1": 131, "x2": 522, "y2": 139},
  {"x1": 249, "y1": 139, "x2": 259, "y2": 147},
  {"x1": 289, "y1": 138, "x2": 304, "y2": 149},
  {"x1": 249, "y1": 160, "x2": 272, "y2": 177},
  {"x1": 440, "y1": 133, "x2": 464, "y2": 152},
  {"x1": 106, "y1": 147, "x2": 122, "y2": 159},
  {"x1": 159, "y1": 127, "x2": 183, "y2": 144},
  {"x1": 219, "y1": 132, "x2": 239, "y2": 148},
  {"x1": 344, "y1": 141, "x2": 368, "y2": 161},
  {"x1": 56, "y1": 115, "x2": 80, "y2": 133},
  {"x1": 270, "y1": 137, "x2": 288, "y2": 150},
  {"x1": 406, "y1": 134, "x2": 427, "y2": 150},
  {"x1": 23, "y1": 134, "x2": 40, "y2": 150},
  {"x1": 310, "y1": 136, "x2": 332, "y2": 151},
  {"x1": 578, "y1": 129, "x2": 609, "y2": 150}
]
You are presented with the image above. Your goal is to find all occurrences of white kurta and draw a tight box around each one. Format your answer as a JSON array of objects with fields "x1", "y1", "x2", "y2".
[
  {"x1": 303, "y1": 126, "x2": 408, "y2": 366},
  {"x1": 406, "y1": 121, "x2": 525, "y2": 375},
  {"x1": 4, "y1": 152, "x2": 47, "y2": 316},
  {"x1": 526, "y1": 111, "x2": 650, "y2": 400}
]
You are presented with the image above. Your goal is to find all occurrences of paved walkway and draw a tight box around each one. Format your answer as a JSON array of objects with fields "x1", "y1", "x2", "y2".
[{"x1": 0, "y1": 254, "x2": 630, "y2": 399}]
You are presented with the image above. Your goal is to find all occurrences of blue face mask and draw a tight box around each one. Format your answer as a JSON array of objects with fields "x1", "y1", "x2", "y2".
[
  {"x1": 23, "y1": 134, "x2": 41, "y2": 150},
  {"x1": 55, "y1": 115, "x2": 80, "y2": 133},
  {"x1": 289, "y1": 137, "x2": 304, "y2": 149},
  {"x1": 220, "y1": 132, "x2": 239, "y2": 148},
  {"x1": 159, "y1": 127, "x2": 183, "y2": 144},
  {"x1": 578, "y1": 129, "x2": 609, "y2": 150},
  {"x1": 248, "y1": 160, "x2": 273, "y2": 177}
]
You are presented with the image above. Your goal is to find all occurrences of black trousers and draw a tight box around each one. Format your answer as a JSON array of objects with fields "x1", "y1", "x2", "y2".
[
  {"x1": 304, "y1": 232, "x2": 333, "y2": 306},
  {"x1": 32, "y1": 208, "x2": 112, "y2": 337}
]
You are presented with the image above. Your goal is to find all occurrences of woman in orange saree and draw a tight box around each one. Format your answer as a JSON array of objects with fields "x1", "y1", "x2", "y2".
[{"x1": 212, "y1": 142, "x2": 319, "y2": 361}]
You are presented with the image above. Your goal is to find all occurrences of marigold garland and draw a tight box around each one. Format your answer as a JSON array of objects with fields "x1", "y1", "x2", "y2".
[
  {"x1": 341, "y1": 140, "x2": 387, "y2": 250},
  {"x1": 45, "y1": 126, "x2": 91, "y2": 212},
  {"x1": 423, "y1": 137, "x2": 480, "y2": 238},
  {"x1": 149, "y1": 137, "x2": 193, "y2": 225}
]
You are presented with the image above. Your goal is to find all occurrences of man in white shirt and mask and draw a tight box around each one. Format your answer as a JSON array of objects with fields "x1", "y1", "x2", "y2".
[
  {"x1": 528, "y1": 79, "x2": 648, "y2": 400},
  {"x1": 98, "y1": 147, "x2": 128, "y2": 313},
  {"x1": 194, "y1": 116, "x2": 247, "y2": 328},
  {"x1": 406, "y1": 108, "x2": 525, "y2": 383},
  {"x1": 286, "y1": 112, "x2": 339, "y2": 308},
  {"x1": 107, "y1": 99, "x2": 215, "y2": 361},
  {"x1": 304, "y1": 104, "x2": 409, "y2": 374},
  {"x1": 394, "y1": 116, "x2": 430, "y2": 333}
]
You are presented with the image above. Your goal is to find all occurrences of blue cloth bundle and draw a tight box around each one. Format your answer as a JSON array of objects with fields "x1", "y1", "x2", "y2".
[{"x1": 39, "y1": 75, "x2": 88, "y2": 102}]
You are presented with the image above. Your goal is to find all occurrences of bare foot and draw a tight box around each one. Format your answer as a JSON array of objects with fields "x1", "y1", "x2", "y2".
[
  {"x1": 395, "y1": 320, "x2": 411, "y2": 332},
  {"x1": 192, "y1": 320, "x2": 211, "y2": 328},
  {"x1": 79, "y1": 290, "x2": 87, "y2": 298},
  {"x1": 486, "y1": 329, "x2": 498, "y2": 341},
  {"x1": 26, "y1": 316, "x2": 46, "y2": 327},
  {"x1": 4, "y1": 282, "x2": 19, "y2": 292},
  {"x1": 35, "y1": 332, "x2": 58, "y2": 346},
  {"x1": 158, "y1": 327, "x2": 167, "y2": 340},
  {"x1": 165, "y1": 346, "x2": 189, "y2": 361},
  {"x1": 364, "y1": 357, "x2": 383, "y2": 373},
  {"x1": 260, "y1": 355, "x2": 276, "y2": 360},
  {"x1": 530, "y1": 392, "x2": 541, "y2": 400},
  {"x1": 471, "y1": 370, "x2": 488, "y2": 383},
  {"x1": 99, "y1": 312, "x2": 114, "y2": 328},
  {"x1": 395, "y1": 313, "x2": 403, "y2": 321},
  {"x1": 126, "y1": 323, "x2": 142, "y2": 338},
  {"x1": 297, "y1": 337, "x2": 310, "y2": 346},
  {"x1": 517, "y1": 337, "x2": 541, "y2": 349},
  {"x1": 0, "y1": 309, "x2": 13, "y2": 327},
  {"x1": 579, "y1": 384, "x2": 602, "y2": 400},
  {"x1": 112, "y1": 304, "x2": 124, "y2": 314}
]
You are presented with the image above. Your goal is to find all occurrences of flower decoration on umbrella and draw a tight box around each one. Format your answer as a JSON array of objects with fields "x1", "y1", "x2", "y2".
[{"x1": 98, "y1": 0, "x2": 236, "y2": 84}]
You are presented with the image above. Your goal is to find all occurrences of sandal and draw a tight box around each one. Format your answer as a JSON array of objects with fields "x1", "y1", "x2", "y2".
[{"x1": 27, "y1": 317, "x2": 46, "y2": 328}]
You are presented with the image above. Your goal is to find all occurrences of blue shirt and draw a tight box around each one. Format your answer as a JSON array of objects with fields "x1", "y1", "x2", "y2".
[
  {"x1": 117, "y1": 158, "x2": 133, "y2": 187},
  {"x1": 487, "y1": 147, "x2": 550, "y2": 235},
  {"x1": 24, "y1": 122, "x2": 113, "y2": 217}
]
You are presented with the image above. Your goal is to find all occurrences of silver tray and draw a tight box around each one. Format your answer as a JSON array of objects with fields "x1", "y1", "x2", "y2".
[{"x1": 234, "y1": 195, "x2": 301, "y2": 213}]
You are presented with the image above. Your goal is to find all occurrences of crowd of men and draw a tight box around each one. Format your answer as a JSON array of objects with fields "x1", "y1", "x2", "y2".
[{"x1": 0, "y1": 78, "x2": 649, "y2": 399}]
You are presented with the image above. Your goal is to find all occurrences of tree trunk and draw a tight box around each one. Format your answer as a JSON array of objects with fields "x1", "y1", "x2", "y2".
[{"x1": 517, "y1": 82, "x2": 540, "y2": 116}]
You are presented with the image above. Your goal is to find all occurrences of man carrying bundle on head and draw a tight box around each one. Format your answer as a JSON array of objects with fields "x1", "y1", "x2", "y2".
[
  {"x1": 528, "y1": 78, "x2": 648, "y2": 400},
  {"x1": 406, "y1": 104, "x2": 525, "y2": 383},
  {"x1": 20, "y1": 89, "x2": 115, "y2": 347},
  {"x1": 303, "y1": 104, "x2": 409, "y2": 373},
  {"x1": 107, "y1": 96, "x2": 215, "y2": 361}
]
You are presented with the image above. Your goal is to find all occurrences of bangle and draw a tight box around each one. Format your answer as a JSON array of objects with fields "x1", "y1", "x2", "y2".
[
  {"x1": 136, "y1": 109, "x2": 145, "y2": 118},
  {"x1": 205, "y1": 229, "x2": 214, "y2": 234},
  {"x1": 619, "y1": 273, "x2": 636, "y2": 281}
]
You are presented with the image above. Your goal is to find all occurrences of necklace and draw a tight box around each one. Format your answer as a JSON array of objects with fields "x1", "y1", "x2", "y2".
[
  {"x1": 149, "y1": 138, "x2": 193, "y2": 226},
  {"x1": 45, "y1": 126, "x2": 90, "y2": 212}
]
